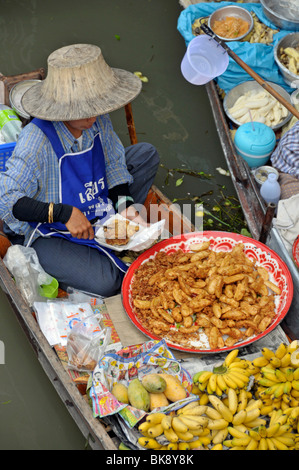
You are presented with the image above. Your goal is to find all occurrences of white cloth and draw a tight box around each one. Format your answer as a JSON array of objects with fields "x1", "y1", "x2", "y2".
[{"x1": 273, "y1": 193, "x2": 299, "y2": 253}]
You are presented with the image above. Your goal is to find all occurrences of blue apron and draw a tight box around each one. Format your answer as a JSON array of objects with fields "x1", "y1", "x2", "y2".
[{"x1": 29, "y1": 118, "x2": 128, "y2": 274}]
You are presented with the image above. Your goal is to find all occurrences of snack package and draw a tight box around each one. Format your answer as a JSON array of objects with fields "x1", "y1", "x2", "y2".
[
  {"x1": 89, "y1": 339, "x2": 192, "y2": 428},
  {"x1": 66, "y1": 314, "x2": 111, "y2": 372},
  {"x1": 33, "y1": 301, "x2": 95, "y2": 346}
]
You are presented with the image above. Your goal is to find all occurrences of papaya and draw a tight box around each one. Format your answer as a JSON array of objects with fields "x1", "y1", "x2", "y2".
[
  {"x1": 141, "y1": 373, "x2": 167, "y2": 394},
  {"x1": 111, "y1": 383, "x2": 129, "y2": 404},
  {"x1": 149, "y1": 392, "x2": 169, "y2": 411},
  {"x1": 159, "y1": 373, "x2": 187, "y2": 402},
  {"x1": 127, "y1": 378, "x2": 150, "y2": 411}
]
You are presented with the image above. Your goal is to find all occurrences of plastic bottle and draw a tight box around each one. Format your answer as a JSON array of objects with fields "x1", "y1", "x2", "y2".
[
  {"x1": 260, "y1": 172, "x2": 281, "y2": 205},
  {"x1": 0, "y1": 104, "x2": 22, "y2": 143}
]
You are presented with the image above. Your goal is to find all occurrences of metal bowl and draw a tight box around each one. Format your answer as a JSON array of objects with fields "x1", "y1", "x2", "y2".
[
  {"x1": 9, "y1": 79, "x2": 41, "y2": 119},
  {"x1": 260, "y1": 0, "x2": 299, "y2": 31},
  {"x1": 208, "y1": 5, "x2": 254, "y2": 42},
  {"x1": 223, "y1": 80, "x2": 292, "y2": 131},
  {"x1": 274, "y1": 33, "x2": 299, "y2": 88}
]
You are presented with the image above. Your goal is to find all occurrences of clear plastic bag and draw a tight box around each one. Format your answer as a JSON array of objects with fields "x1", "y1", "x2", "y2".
[
  {"x1": 3, "y1": 245, "x2": 54, "y2": 306},
  {"x1": 66, "y1": 287, "x2": 104, "y2": 305},
  {"x1": 66, "y1": 314, "x2": 111, "y2": 372}
]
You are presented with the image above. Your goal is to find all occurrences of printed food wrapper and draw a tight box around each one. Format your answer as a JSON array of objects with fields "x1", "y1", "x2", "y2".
[
  {"x1": 89, "y1": 339, "x2": 192, "y2": 428},
  {"x1": 94, "y1": 214, "x2": 165, "y2": 252},
  {"x1": 33, "y1": 301, "x2": 96, "y2": 347}
]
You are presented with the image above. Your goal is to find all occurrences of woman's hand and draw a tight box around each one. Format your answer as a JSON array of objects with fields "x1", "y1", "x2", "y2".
[{"x1": 65, "y1": 206, "x2": 94, "y2": 239}]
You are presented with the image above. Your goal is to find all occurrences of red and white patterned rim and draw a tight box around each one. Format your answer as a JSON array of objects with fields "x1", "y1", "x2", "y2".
[
  {"x1": 121, "y1": 231, "x2": 294, "y2": 354},
  {"x1": 292, "y1": 236, "x2": 299, "y2": 269}
]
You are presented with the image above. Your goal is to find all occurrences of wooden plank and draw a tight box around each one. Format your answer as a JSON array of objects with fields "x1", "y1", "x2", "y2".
[
  {"x1": 205, "y1": 80, "x2": 267, "y2": 240},
  {"x1": 144, "y1": 185, "x2": 194, "y2": 235}
]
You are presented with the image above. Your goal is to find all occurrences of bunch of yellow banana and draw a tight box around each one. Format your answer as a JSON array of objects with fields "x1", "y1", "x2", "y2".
[
  {"x1": 251, "y1": 341, "x2": 299, "y2": 370},
  {"x1": 193, "y1": 349, "x2": 252, "y2": 396},
  {"x1": 138, "y1": 342, "x2": 299, "y2": 451},
  {"x1": 224, "y1": 408, "x2": 297, "y2": 450},
  {"x1": 137, "y1": 401, "x2": 212, "y2": 450},
  {"x1": 286, "y1": 406, "x2": 299, "y2": 433},
  {"x1": 250, "y1": 344, "x2": 299, "y2": 413},
  {"x1": 255, "y1": 365, "x2": 299, "y2": 402}
]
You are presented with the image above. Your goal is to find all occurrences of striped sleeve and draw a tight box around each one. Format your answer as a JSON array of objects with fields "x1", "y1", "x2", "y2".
[{"x1": 271, "y1": 122, "x2": 299, "y2": 178}]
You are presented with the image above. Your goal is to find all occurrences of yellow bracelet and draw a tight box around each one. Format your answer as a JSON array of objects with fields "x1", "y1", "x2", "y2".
[{"x1": 48, "y1": 202, "x2": 54, "y2": 224}]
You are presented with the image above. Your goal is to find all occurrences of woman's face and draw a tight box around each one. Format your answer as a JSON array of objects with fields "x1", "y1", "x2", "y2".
[{"x1": 64, "y1": 117, "x2": 97, "y2": 137}]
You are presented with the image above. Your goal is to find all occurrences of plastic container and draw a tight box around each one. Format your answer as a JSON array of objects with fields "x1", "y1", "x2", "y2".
[
  {"x1": 39, "y1": 277, "x2": 59, "y2": 299},
  {"x1": 254, "y1": 165, "x2": 279, "y2": 186},
  {"x1": 234, "y1": 122, "x2": 276, "y2": 168},
  {"x1": 0, "y1": 142, "x2": 16, "y2": 171},
  {"x1": 181, "y1": 35, "x2": 229, "y2": 85},
  {"x1": 0, "y1": 105, "x2": 22, "y2": 143},
  {"x1": 260, "y1": 172, "x2": 281, "y2": 205}
]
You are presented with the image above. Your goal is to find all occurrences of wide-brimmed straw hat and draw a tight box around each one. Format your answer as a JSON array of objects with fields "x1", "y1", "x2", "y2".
[{"x1": 21, "y1": 43, "x2": 142, "y2": 121}]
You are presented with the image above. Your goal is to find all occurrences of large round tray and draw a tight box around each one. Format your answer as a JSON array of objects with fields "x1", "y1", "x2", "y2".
[{"x1": 121, "y1": 231, "x2": 293, "y2": 354}]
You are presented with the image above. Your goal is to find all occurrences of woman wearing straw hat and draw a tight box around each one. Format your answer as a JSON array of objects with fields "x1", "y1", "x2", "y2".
[{"x1": 0, "y1": 44, "x2": 160, "y2": 296}]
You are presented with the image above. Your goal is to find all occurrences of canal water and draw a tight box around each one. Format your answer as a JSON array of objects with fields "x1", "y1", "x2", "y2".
[{"x1": 0, "y1": 0, "x2": 238, "y2": 449}]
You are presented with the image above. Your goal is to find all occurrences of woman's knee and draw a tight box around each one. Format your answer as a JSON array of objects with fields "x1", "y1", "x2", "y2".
[{"x1": 126, "y1": 142, "x2": 160, "y2": 170}]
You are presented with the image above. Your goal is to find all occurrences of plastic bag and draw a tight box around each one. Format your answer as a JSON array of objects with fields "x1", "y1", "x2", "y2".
[
  {"x1": 3, "y1": 245, "x2": 54, "y2": 306},
  {"x1": 66, "y1": 287, "x2": 104, "y2": 305},
  {"x1": 67, "y1": 313, "x2": 111, "y2": 372}
]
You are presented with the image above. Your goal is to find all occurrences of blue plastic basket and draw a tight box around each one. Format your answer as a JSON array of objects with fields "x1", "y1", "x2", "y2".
[{"x1": 0, "y1": 142, "x2": 16, "y2": 171}]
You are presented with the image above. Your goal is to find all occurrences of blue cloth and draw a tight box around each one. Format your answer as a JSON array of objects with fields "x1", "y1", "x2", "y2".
[{"x1": 177, "y1": 2, "x2": 295, "y2": 94}]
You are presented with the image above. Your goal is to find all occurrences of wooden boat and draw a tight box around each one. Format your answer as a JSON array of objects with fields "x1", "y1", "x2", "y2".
[
  {"x1": 0, "y1": 64, "x2": 297, "y2": 450},
  {"x1": 204, "y1": 79, "x2": 299, "y2": 340},
  {"x1": 0, "y1": 68, "x2": 195, "y2": 450},
  {"x1": 0, "y1": 183, "x2": 192, "y2": 450}
]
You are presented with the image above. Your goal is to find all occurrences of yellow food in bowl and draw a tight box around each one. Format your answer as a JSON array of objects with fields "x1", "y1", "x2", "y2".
[{"x1": 213, "y1": 16, "x2": 249, "y2": 39}]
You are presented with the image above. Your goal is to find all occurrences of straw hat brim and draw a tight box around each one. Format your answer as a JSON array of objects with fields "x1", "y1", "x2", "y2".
[{"x1": 21, "y1": 67, "x2": 142, "y2": 121}]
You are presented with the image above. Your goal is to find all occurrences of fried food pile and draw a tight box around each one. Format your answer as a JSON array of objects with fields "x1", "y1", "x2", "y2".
[
  {"x1": 131, "y1": 241, "x2": 281, "y2": 350},
  {"x1": 104, "y1": 218, "x2": 139, "y2": 246}
]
